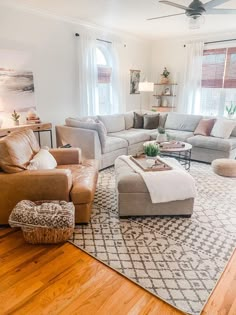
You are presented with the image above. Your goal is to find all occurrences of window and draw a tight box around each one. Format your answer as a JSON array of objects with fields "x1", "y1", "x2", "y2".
[
  {"x1": 200, "y1": 47, "x2": 236, "y2": 116},
  {"x1": 96, "y1": 45, "x2": 112, "y2": 115}
]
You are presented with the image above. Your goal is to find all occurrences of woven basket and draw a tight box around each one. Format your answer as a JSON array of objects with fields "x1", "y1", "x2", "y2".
[
  {"x1": 22, "y1": 226, "x2": 74, "y2": 244},
  {"x1": 9, "y1": 200, "x2": 75, "y2": 244}
]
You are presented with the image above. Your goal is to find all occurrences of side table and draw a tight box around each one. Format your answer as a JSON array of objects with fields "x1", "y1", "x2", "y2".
[{"x1": 0, "y1": 123, "x2": 53, "y2": 148}]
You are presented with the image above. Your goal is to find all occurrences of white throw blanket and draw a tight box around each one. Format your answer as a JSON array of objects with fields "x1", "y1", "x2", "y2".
[{"x1": 119, "y1": 155, "x2": 196, "y2": 204}]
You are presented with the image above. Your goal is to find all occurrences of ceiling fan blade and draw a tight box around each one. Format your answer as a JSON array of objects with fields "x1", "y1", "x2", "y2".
[
  {"x1": 206, "y1": 8, "x2": 236, "y2": 14},
  {"x1": 147, "y1": 13, "x2": 185, "y2": 20},
  {"x1": 159, "y1": 1, "x2": 193, "y2": 11},
  {"x1": 204, "y1": 0, "x2": 231, "y2": 10}
]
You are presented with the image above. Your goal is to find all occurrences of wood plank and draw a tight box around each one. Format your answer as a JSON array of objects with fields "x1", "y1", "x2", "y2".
[{"x1": 0, "y1": 229, "x2": 235, "y2": 315}]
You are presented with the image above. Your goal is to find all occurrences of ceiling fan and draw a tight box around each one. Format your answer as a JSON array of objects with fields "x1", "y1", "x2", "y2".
[{"x1": 148, "y1": 0, "x2": 236, "y2": 28}]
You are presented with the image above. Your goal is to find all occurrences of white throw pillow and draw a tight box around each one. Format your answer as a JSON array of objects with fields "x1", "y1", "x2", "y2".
[
  {"x1": 210, "y1": 119, "x2": 236, "y2": 139},
  {"x1": 27, "y1": 149, "x2": 57, "y2": 170}
]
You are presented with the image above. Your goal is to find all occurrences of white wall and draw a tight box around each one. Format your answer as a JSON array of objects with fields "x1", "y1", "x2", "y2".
[
  {"x1": 150, "y1": 39, "x2": 186, "y2": 112},
  {"x1": 150, "y1": 33, "x2": 236, "y2": 113},
  {"x1": 0, "y1": 5, "x2": 151, "y2": 145}
]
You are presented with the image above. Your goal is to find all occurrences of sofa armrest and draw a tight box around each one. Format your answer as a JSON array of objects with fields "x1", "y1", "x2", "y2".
[
  {"x1": 49, "y1": 148, "x2": 82, "y2": 165},
  {"x1": 56, "y1": 126, "x2": 102, "y2": 160},
  {"x1": 0, "y1": 169, "x2": 72, "y2": 202}
]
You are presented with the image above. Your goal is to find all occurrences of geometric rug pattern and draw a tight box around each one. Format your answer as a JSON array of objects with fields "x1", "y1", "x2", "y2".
[{"x1": 70, "y1": 162, "x2": 236, "y2": 315}]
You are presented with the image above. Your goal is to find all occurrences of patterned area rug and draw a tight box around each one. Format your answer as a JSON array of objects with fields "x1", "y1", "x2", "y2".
[{"x1": 70, "y1": 162, "x2": 236, "y2": 315}]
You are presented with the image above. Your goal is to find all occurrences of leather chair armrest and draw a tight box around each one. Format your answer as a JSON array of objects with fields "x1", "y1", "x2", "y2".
[
  {"x1": 49, "y1": 148, "x2": 82, "y2": 165},
  {"x1": 0, "y1": 169, "x2": 73, "y2": 202}
]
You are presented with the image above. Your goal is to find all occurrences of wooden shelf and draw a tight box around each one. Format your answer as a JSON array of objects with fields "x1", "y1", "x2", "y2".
[
  {"x1": 154, "y1": 83, "x2": 178, "y2": 86},
  {"x1": 152, "y1": 106, "x2": 176, "y2": 109},
  {"x1": 153, "y1": 94, "x2": 176, "y2": 97}
]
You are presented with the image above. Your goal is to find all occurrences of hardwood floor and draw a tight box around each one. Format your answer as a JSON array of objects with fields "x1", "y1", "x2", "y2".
[{"x1": 0, "y1": 228, "x2": 235, "y2": 315}]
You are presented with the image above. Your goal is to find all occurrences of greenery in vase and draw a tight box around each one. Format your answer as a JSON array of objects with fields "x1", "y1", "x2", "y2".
[
  {"x1": 144, "y1": 143, "x2": 160, "y2": 157},
  {"x1": 11, "y1": 110, "x2": 20, "y2": 122},
  {"x1": 226, "y1": 102, "x2": 236, "y2": 116},
  {"x1": 161, "y1": 67, "x2": 170, "y2": 78},
  {"x1": 158, "y1": 127, "x2": 166, "y2": 134}
]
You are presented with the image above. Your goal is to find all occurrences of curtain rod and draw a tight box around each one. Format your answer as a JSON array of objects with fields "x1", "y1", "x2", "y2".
[
  {"x1": 184, "y1": 38, "x2": 236, "y2": 47},
  {"x1": 75, "y1": 33, "x2": 112, "y2": 44},
  {"x1": 205, "y1": 38, "x2": 236, "y2": 45}
]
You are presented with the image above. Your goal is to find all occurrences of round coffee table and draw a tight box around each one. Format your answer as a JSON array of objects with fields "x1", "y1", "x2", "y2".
[{"x1": 144, "y1": 141, "x2": 192, "y2": 170}]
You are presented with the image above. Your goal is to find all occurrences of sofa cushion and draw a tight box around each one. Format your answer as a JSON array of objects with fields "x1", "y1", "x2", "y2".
[
  {"x1": 143, "y1": 114, "x2": 159, "y2": 129},
  {"x1": 210, "y1": 119, "x2": 236, "y2": 139},
  {"x1": 187, "y1": 135, "x2": 236, "y2": 152},
  {"x1": 124, "y1": 112, "x2": 134, "y2": 129},
  {"x1": 57, "y1": 159, "x2": 98, "y2": 204},
  {"x1": 165, "y1": 113, "x2": 202, "y2": 132},
  {"x1": 98, "y1": 114, "x2": 125, "y2": 133},
  {"x1": 156, "y1": 130, "x2": 193, "y2": 142},
  {"x1": 65, "y1": 118, "x2": 107, "y2": 151},
  {"x1": 194, "y1": 118, "x2": 216, "y2": 136},
  {"x1": 0, "y1": 129, "x2": 40, "y2": 173},
  {"x1": 103, "y1": 136, "x2": 128, "y2": 154},
  {"x1": 133, "y1": 112, "x2": 143, "y2": 128},
  {"x1": 109, "y1": 129, "x2": 150, "y2": 145}
]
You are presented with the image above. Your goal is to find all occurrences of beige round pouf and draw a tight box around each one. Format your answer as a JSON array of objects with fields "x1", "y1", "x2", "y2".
[{"x1": 212, "y1": 159, "x2": 236, "y2": 177}]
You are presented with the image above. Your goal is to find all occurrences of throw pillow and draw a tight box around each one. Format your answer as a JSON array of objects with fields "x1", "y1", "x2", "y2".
[
  {"x1": 210, "y1": 119, "x2": 236, "y2": 139},
  {"x1": 194, "y1": 118, "x2": 216, "y2": 136},
  {"x1": 143, "y1": 114, "x2": 160, "y2": 129},
  {"x1": 133, "y1": 112, "x2": 144, "y2": 128},
  {"x1": 27, "y1": 149, "x2": 57, "y2": 170}
]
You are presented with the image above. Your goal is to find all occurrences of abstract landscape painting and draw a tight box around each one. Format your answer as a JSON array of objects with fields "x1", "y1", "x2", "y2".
[{"x1": 0, "y1": 68, "x2": 36, "y2": 112}]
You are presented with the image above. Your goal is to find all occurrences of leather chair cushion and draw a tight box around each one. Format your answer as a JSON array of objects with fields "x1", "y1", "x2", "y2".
[
  {"x1": 57, "y1": 159, "x2": 99, "y2": 204},
  {"x1": 0, "y1": 129, "x2": 40, "y2": 173}
]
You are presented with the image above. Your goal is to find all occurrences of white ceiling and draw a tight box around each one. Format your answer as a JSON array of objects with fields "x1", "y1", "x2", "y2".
[{"x1": 1, "y1": 0, "x2": 236, "y2": 40}]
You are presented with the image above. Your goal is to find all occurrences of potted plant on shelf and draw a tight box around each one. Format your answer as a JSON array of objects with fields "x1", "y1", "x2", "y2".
[
  {"x1": 144, "y1": 142, "x2": 160, "y2": 160},
  {"x1": 156, "y1": 127, "x2": 168, "y2": 143},
  {"x1": 160, "y1": 67, "x2": 170, "y2": 84},
  {"x1": 226, "y1": 102, "x2": 236, "y2": 119},
  {"x1": 11, "y1": 110, "x2": 20, "y2": 126}
]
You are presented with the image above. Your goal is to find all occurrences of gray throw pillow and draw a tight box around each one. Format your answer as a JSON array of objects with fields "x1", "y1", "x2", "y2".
[
  {"x1": 143, "y1": 114, "x2": 160, "y2": 129},
  {"x1": 134, "y1": 112, "x2": 143, "y2": 128}
]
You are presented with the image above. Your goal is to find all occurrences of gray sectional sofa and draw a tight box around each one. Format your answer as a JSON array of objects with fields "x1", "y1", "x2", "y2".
[{"x1": 56, "y1": 111, "x2": 236, "y2": 169}]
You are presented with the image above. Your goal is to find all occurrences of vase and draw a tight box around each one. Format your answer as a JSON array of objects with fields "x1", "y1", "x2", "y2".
[
  {"x1": 160, "y1": 77, "x2": 169, "y2": 84},
  {"x1": 156, "y1": 134, "x2": 167, "y2": 143},
  {"x1": 14, "y1": 120, "x2": 19, "y2": 126}
]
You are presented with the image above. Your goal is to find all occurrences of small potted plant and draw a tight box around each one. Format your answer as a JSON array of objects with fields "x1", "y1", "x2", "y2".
[
  {"x1": 156, "y1": 127, "x2": 167, "y2": 143},
  {"x1": 11, "y1": 110, "x2": 20, "y2": 126},
  {"x1": 160, "y1": 67, "x2": 170, "y2": 84},
  {"x1": 226, "y1": 102, "x2": 236, "y2": 119},
  {"x1": 144, "y1": 142, "x2": 160, "y2": 159}
]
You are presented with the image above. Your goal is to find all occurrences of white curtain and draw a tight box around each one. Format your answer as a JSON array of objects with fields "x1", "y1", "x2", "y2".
[
  {"x1": 76, "y1": 33, "x2": 98, "y2": 116},
  {"x1": 110, "y1": 42, "x2": 125, "y2": 113},
  {"x1": 182, "y1": 41, "x2": 204, "y2": 114}
]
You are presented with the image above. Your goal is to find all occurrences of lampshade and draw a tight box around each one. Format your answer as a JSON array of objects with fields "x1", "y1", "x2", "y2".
[
  {"x1": 189, "y1": 15, "x2": 204, "y2": 29},
  {"x1": 139, "y1": 81, "x2": 154, "y2": 92}
]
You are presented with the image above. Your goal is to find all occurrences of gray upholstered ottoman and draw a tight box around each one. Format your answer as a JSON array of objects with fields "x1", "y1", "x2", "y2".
[{"x1": 115, "y1": 157, "x2": 194, "y2": 217}]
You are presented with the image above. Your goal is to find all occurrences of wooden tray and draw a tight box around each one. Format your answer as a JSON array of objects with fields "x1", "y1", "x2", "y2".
[{"x1": 130, "y1": 155, "x2": 172, "y2": 172}]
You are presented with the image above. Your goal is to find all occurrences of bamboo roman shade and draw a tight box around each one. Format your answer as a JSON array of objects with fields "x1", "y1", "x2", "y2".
[
  {"x1": 98, "y1": 66, "x2": 112, "y2": 84},
  {"x1": 202, "y1": 47, "x2": 236, "y2": 89}
]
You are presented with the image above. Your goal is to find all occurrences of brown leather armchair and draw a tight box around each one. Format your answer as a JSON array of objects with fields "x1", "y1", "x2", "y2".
[{"x1": 0, "y1": 129, "x2": 99, "y2": 224}]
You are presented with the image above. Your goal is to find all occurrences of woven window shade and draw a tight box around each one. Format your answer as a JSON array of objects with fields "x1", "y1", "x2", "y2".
[
  {"x1": 98, "y1": 66, "x2": 112, "y2": 84},
  {"x1": 202, "y1": 48, "x2": 226, "y2": 88},
  {"x1": 224, "y1": 47, "x2": 236, "y2": 88}
]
